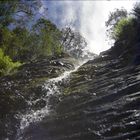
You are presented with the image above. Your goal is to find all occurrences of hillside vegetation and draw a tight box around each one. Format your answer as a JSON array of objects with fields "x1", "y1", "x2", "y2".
[
  {"x1": 0, "y1": 1, "x2": 140, "y2": 73},
  {"x1": 0, "y1": 1, "x2": 89, "y2": 76},
  {"x1": 106, "y1": 4, "x2": 140, "y2": 63}
]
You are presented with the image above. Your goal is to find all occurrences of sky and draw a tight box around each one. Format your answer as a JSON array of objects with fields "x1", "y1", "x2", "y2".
[{"x1": 41, "y1": 0, "x2": 138, "y2": 54}]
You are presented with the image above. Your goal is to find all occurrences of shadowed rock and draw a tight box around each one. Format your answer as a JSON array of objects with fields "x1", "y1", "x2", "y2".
[
  {"x1": 1, "y1": 43, "x2": 140, "y2": 140},
  {"x1": 21, "y1": 45, "x2": 140, "y2": 140}
]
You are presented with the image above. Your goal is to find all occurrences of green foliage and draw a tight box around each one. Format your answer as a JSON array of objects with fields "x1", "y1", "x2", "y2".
[
  {"x1": 32, "y1": 18, "x2": 63, "y2": 58},
  {"x1": 106, "y1": 8, "x2": 128, "y2": 40},
  {"x1": 0, "y1": 1, "x2": 70, "y2": 76},
  {"x1": 112, "y1": 17, "x2": 135, "y2": 41},
  {"x1": 106, "y1": 4, "x2": 140, "y2": 60},
  {"x1": 0, "y1": 48, "x2": 21, "y2": 76},
  {"x1": 106, "y1": 7, "x2": 138, "y2": 46},
  {"x1": 0, "y1": 1, "x2": 17, "y2": 27},
  {"x1": 0, "y1": 0, "x2": 41, "y2": 27},
  {"x1": 0, "y1": 18, "x2": 64, "y2": 64},
  {"x1": 106, "y1": 8, "x2": 127, "y2": 28}
]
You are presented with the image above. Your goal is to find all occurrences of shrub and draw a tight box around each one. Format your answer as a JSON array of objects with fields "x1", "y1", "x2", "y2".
[
  {"x1": 112, "y1": 17, "x2": 135, "y2": 41},
  {"x1": 0, "y1": 48, "x2": 21, "y2": 76}
]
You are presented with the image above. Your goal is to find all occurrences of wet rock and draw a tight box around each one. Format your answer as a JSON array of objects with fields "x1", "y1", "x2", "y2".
[
  {"x1": 1, "y1": 43, "x2": 140, "y2": 140},
  {"x1": 0, "y1": 57, "x2": 75, "y2": 139},
  {"x1": 21, "y1": 48, "x2": 140, "y2": 140}
]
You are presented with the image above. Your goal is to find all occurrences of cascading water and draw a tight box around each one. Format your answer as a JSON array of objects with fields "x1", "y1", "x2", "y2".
[{"x1": 15, "y1": 60, "x2": 87, "y2": 140}]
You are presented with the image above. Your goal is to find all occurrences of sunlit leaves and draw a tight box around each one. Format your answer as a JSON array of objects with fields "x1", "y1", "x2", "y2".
[
  {"x1": 112, "y1": 17, "x2": 134, "y2": 41},
  {"x1": 0, "y1": 48, "x2": 21, "y2": 76}
]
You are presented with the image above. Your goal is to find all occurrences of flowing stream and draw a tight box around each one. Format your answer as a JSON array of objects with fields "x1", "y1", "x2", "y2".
[{"x1": 15, "y1": 60, "x2": 87, "y2": 140}]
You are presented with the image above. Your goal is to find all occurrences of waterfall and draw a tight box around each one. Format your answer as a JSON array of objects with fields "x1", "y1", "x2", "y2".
[
  {"x1": 41, "y1": 1, "x2": 135, "y2": 54},
  {"x1": 15, "y1": 60, "x2": 87, "y2": 140}
]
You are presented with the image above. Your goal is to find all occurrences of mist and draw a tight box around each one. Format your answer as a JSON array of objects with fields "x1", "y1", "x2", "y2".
[{"x1": 42, "y1": 1, "x2": 137, "y2": 54}]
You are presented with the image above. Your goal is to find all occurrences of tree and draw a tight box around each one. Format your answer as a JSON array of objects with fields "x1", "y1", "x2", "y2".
[
  {"x1": 61, "y1": 27, "x2": 87, "y2": 58},
  {"x1": 112, "y1": 17, "x2": 135, "y2": 42},
  {"x1": 0, "y1": 0, "x2": 41, "y2": 28},
  {"x1": 0, "y1": 1, "x2": 17, "y2": 27},
  {"x1": 0, "y1": 48, "x2": 21, "y2": 76},
  {"x1": 133, "y1": 2, "x2": 140, "y2": 20},
  {"x1": 105, "y1": 8, "x2": 128, "y2": 40},
  {"x1": 32, "y1": 18, "x2": 63, "y2": 57}
]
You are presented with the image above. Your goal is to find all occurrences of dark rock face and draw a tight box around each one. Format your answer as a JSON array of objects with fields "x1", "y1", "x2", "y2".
[
  {"x1": 0, "y1": 58, "x2": 74, "y2": 140},
  {"x1": 21, "y1": 50, "x2": 140, "y2": 140},
  {"x1": 1, "y1": 47, "x2": 140, "y2": 140}
]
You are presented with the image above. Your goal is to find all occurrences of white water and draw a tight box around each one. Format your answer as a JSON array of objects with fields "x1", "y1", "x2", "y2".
[
  {"x1": 41, "y1": 1, "x2": 136, "y2": 54},
  {"x1": 16, "y1": 60, "x2": 87, "y2": 140}
]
